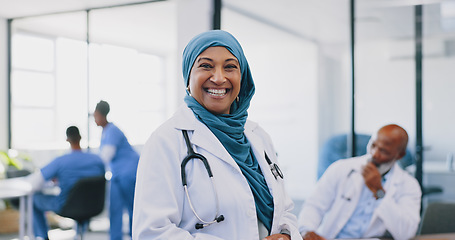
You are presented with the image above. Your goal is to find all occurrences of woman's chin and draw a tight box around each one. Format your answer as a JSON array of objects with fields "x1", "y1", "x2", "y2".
[
  {"x1": 201, "y1": 97, "x2": 234, "y2": 115},
  {"x1": 205, "y1": 104, "x2": 230, "y2": 115}
]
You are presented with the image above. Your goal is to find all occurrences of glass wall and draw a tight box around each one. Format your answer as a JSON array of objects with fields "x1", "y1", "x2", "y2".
[
  {"x1": 423, "y1": 2, "x2": 455, "y2": 165},
  {"x1": 355, "y1": 1, "x2": 455, "y2": 205},
  {"x1": 222, "y1": 0, "x2": 351, "y2": 201},
  {"x1": 11, "y1": 12, "x2": 88, "y2": 150},
  {"x1": 355, "y1": 3, "x2": 416, "y2": 160},
  {"x1": 10, "y1": 1, "x2": 178, "y2": 163},
  {"x1": 355, "y1": 1, "x2": 455, "y2": 167},
  {"x1": 422, "y1": 1, "x2": 455, "y2": 204},
  {"x1": 87, "y1": 1, "x2": 177, "y2": 147}
]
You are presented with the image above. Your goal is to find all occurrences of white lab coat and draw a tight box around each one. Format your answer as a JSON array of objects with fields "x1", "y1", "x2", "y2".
[
  {"x1": 298, "y1": 155, "x2": 421, "y2": 240},
  {"x1": 133, "y1": 105, "x2": 300, "y2": 240}
]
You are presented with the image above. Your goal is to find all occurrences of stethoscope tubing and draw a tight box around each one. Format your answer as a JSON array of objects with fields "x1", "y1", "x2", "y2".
[
  {"x1": 180, "y1": 130, "x2": 223, "y2": 228},
  {"x1": 181, "y1": 130, "x2": 213, "y2": 186},
  {"x1": 179, "y1": 129, "x2": 284, "y2": 229},
  {"x1": 341, "y1": 169, "x2": 356, "y2": 201}
]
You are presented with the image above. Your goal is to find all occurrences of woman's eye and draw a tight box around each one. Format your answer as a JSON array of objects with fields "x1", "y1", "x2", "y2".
[
  {"x1": 199, "y1": 63, "x2": 212, "y2": 69},
  {"x1": 225, "y1": 64, "x2": 238, "y2": 69}
]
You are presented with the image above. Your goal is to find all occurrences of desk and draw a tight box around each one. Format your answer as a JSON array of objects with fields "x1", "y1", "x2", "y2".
[
  {"x1": 0, "y1": 178, "x2": 34, "y2": 240},
  {"x1": 416, "y1": 233, "x2": 455, "y2": 240},
  {"x1": 332, "y1": 233, "x2": 455, "y2": 240},
  {"x1": 419, "y1": 161, "x2": 455, "y2": 216}
]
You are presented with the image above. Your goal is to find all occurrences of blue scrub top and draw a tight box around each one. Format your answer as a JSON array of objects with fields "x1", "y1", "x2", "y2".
[
  {"x1": 100, "y1": 123, "x2": 139, "y2": 177},
  {"x1": 40, "y1": 150, "x2": 105, "y2": 209}
]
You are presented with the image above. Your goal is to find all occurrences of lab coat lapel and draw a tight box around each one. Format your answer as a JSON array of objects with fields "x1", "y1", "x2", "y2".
[
  {"x1": 333, "y1": 164, "x2": 365, "y2": 236},
  {"x1": 244, "y1": 121, "x2": 288, "y2": 230},
  {"x1": 244, "y1": 122, "x2": 278, "y2": 196},
  {"x1": 192, "y1": 125, "x2": 241, "y2": 171},
  {"x1": 342, "y1": 159, "x2": 365, "y2": 205},
  {"x1": 350, "y1": 168, "x2": 365, "y2": 206},
  {"x1": 174, "y1": 105, "x2": 242, "y2": 173},
  {"x1": 369, "y1": 163, "x2": 401, "y2": 223}
]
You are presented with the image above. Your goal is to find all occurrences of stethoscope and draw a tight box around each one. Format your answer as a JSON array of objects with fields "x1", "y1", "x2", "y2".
[
  {"x1": 181, "y1": 130, "x2": 224, "y2": 230},
  {"x1": 340, "y1": 169, "x2": 356, "y2": 201},
  {"x1": 264, "y1": 151, "x2": 284, "y2": 180},
  {"x1": 180, "y1": 130, "x2": 284, "y2": 230}
]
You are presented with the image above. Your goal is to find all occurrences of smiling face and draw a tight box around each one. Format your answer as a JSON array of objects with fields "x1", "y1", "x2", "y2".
[{"x1": 188, "y1": 46, "x2": 241, "y2": 115}]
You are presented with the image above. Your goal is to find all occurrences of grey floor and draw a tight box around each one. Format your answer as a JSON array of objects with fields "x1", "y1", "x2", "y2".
[
  {"x1": 0, "y1": 210, "x2": 131, "y2": 240},
  {"x1": 0, "y1": 201, "x2": 307, "y2": 240},
  {"x1": 0, "y1": 230, "x2": 130, "y2": 240}
]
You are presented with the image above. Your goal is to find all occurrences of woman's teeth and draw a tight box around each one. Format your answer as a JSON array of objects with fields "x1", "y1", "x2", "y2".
[{"x1": 206, "y1": 89, "x2": 227, "y2": 96}]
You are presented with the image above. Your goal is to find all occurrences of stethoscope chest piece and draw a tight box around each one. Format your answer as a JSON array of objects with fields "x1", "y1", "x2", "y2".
[{"x1": 265, "y1": 151, "x2": 284, "y2": 179}]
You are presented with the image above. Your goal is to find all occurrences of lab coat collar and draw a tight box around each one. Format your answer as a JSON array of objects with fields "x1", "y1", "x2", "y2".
[
  {"x1": 172, "y1": 105, "x2": 248, "y2": 173},
  {"x1": 346, "y1": 155, "x2": 401, "y2": 179},
  {"x1": 346, "y1": 156, "x2": 405, "y2": 199},
  {"x1": 376, "y1": 161, "x2": 407, "y2": 200}
]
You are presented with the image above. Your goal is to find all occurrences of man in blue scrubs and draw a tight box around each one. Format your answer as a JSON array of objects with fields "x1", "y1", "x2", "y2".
[
  {"x1": 94, "y1": 100, "x2": 139, "y2": 240},
  {"x1": 27, "y1": 126, "x2": 105, "y2": 240}
]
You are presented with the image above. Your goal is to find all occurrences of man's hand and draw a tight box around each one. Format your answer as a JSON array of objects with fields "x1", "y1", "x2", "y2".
[
  {"x1": 302, "y1": 231, "x2": 326, "y2": 240},
  {"x1": 262, "y1": 233, "x2": 291, "y2": 240},
  {"x1": 362, "y1": 162, "x2": 384, "y2": 197}
]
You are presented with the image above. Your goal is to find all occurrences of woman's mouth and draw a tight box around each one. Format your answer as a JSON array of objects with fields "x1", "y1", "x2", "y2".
[{"x1": 205, "y1": 88, "x2": 229, "y2": 97}]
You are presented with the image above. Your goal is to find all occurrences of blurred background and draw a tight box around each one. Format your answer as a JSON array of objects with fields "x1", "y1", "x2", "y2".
[{"x1": 1, "y1": 0, "x2": 455, "y2": 239}]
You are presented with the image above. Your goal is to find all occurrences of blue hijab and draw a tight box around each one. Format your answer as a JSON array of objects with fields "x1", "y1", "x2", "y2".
[{"x1": 182, "y1": 30, "x2": 274, "y2": 232}]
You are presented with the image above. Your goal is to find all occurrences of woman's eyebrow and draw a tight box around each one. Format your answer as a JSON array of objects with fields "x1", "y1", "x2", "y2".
[
  {"x1": 197, "y1": 57, "x2": 213, "y2": 62},
  {"x1": 197, "y1": 57, "x2": 239, "y2": 64},
  {"x1": 225, "y1": 58, "x2": 239, "y2": 63}
]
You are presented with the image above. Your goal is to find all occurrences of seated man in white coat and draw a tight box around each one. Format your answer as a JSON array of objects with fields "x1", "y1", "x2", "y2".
[{"x1": 298, "y1": 124, "x2": 421, "y2": 240}]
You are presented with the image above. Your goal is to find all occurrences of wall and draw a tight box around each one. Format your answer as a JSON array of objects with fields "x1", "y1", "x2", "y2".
[
  {"x1": 0, "y1": 18, "x2": 8, "y2": 150},
  {"x1": 175, "y1": 0, "x2": 212, "y2": 106},
  {"x1": 423, "y1": 55, "x2": 455, "y2": 163},
  {"x1": 3, "y1": 0, "x2": 213, "y2": 167},
  {"x1": 354, "y1": 37, "x2": 455, "y2": 166},
  {"x1": 355, "y1": 39, "x2": 416, "y2": 141}
]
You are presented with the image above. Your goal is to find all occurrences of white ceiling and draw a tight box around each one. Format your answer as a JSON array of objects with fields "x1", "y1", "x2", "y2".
[
  {"x1": 0, "y1": 0, "x2": 448, "y2": 20},
  {"x1": 0, "y1": 0, "x2": 157, "y2": 19},
  {"x1": 2, "y1": 0, "x2": 454, "y2": 50},
  {"x1": 8, "y1": 1, "x2": 177, "y2": 55}
]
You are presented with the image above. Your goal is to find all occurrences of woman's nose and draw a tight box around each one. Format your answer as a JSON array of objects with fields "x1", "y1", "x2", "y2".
[{"x1": 210, "y1": 68, "x2": 226, "y2": 85}]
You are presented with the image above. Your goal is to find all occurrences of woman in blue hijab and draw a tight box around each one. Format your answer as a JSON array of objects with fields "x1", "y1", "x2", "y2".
[{"x1": 133, "y1": 30, "x2": 299, "y2": 240}]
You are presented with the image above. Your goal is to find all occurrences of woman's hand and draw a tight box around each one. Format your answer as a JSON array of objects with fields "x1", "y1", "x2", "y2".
[
  {"x1": 262, "y1": 233, "x2": 291, "y2": 240},
  {"x1": 303, "y1": 231, "x2": 326, "y2": 240}
]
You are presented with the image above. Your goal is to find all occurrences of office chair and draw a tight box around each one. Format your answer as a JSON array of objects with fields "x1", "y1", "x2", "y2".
[
  {"x1": 419, "y1": 202, "x2": 455, "y2": 234},
  {"x1": 318, "y1": 133, "x2": 371, "y2": 179},
  {"x1": 58, "y1": 175, "x2": 106, "y2": 240}
]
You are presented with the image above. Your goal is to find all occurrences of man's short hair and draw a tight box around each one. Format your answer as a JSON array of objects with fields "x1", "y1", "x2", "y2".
[
  {"x1": 95, "y1": 100, "x2": 110, "y2": 117},
  {"x1": 66, "y1": 126, "x2": 81, "y2": 142}
]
